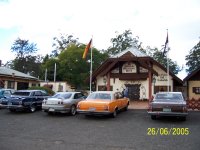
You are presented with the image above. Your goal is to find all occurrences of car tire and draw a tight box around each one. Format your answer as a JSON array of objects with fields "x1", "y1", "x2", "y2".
[
  {"x1": 9, "y1": 108, "x2": 16, "y2": 112},
  {"x1": 70, "y1": 105, "x2": 77, "y2": 116},
  {"x1": 151, "y1": 115, "x2": 156, "y2": 120},
  {"x1": 124, "y1": 104, "x2": 129, "y2": 111},
  {"x1": 180, "y1": 116, "x2": 186, "y2": 121},
  {"x1": 29, "y1": 104, "x2": 36, "y2": 113},
  {"x1": 112, "y1": 109, "x2": 117, "y2": 118}
]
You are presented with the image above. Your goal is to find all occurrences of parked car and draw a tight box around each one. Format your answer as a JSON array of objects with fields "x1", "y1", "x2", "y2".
[
  {"x1": 42, "y1": 92, "x2": 86, "y2": 115},
  {"x1": 0, "y1": 89, "x2": 15, "y2": 109},
  {"x1": 0, "y1": 89, "x2": 14, "y2": 98},
  {"x1": 147, "y1": 92, "x2": 188, "y2": 120},
  {"x1": 6, "y1": 90, "x2": 49, "y2": 112},
  {"x1": 77, "y1": 91, "x2": 129, "y2": 118}
]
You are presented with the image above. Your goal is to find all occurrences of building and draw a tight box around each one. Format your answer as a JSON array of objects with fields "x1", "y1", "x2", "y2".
[
  {"x1": 0, "y1": 67, "x2": 40, "y2": 90},
  {"x1": 183, "y1": 67, "x2": 200, "y2": 99},
  {"x1": 40, "y1": 81, "x2": 73, "y2": 92},
  {"x1": 90, "y1": 46, "x2": 183, "y2": 100}
]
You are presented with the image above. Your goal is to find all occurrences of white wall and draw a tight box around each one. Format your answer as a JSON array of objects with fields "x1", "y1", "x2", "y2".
[
  {"x1": 40, "y1": 81, "x2": 72, "y2": 92},
  {"x1": 96, "y1": 75, "x2": 149, "y2": 99}
]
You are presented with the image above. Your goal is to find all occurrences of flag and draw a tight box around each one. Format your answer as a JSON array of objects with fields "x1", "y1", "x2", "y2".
[
  {"x1": 162, "y1": 32, "x2": 169, "y2": 57},
  {"x1": 82, "y1": 39, "x2": 92, "y2": 59}
]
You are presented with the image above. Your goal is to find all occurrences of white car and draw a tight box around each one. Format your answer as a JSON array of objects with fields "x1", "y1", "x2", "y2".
[{"x1": 42, "y1": 92, "x2": 86, "y2": 115}]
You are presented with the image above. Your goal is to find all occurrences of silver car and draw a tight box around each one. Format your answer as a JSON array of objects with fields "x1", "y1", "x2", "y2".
[{"x1": 42, "y1": 92, "x2": 86, "y2": 115}]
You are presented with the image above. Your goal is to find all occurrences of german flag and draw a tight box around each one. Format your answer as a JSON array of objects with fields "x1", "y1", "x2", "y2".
[{"x1": 82, "y1": 39, "x2": 92, "y2": 59}]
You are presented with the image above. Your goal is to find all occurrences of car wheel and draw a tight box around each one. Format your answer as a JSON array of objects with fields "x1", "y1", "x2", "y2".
[
  {"x1": 70, "y1": 105, "x2": 77, "y2": 116},
  {"x1": 124, "y1": 104, "x2": 129, "y2": 111},
  {"x1": 151, "y1": 115, "x2": 156, "y2": 120},
  {"x1": 9, "y1": 108, "x2": 16, "y2": 112},
  {"x1": 112, "y1": 109, "x2": 117, "y2": 118},
  {"x1": 180, "y1": 116, "x2": 186, "y2": 121},
  {"x1": 29, "y1": 104, "x2": 36, "y2": 113}
]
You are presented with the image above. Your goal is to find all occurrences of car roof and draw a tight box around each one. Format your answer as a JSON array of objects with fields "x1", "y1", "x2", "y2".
[
  {"x1": 157, "y1": 92, "x2": 182, "y2": 94},
  {"x1": 91, "y1": 91, "x2": 114, "y2": 94},
  {"x1": 15, "y1": 90, "x2": 44, "y2": 92},
  {"x1": 55, "y1": 92, "x2": 81, "y2": 94}
]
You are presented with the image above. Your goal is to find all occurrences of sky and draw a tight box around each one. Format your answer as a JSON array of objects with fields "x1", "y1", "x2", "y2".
[{"x1": 0, "y1": 0, "x2": 200, "y2": 79}]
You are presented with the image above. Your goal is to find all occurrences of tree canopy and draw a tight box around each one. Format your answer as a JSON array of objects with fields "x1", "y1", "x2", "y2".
[
  {"x1": 11, "y1": 38, "x2": 38, "y2": 58},
  {"x1": 106, "y1": 29, "x2": 142, "y2": 56},
  {"x1": 185, "y1": 40, "x2": 200, "y2": 74},
  {"x1": 9, "y1": 38, "x2": 42, "y2": 77},
  {"x1": 144, "y1": 47, "x2": 181, "y2": 75},
  {"x1": 41, "y1": 44, "x2": 109, "y2": 89}
]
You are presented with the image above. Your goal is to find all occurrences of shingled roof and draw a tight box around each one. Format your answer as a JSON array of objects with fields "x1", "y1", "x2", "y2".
[
  {"x1": 0, "y1": 67, "x2": 38, "y2": 80},
  {"x1": 111, "y1": 46, "x2": 147, "y2": 58}
]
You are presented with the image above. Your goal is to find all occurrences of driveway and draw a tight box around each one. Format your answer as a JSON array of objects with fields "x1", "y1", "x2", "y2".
[{"x1": 0, "y1": 109, "x2": 199, "y2": 150}]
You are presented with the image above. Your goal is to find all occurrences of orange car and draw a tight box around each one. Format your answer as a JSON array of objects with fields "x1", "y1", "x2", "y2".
[{"x1": 77, "y1": 91, "x2": 129, "y2": 117}]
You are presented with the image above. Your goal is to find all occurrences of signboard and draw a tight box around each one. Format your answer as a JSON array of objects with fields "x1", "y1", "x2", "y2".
[
  {"x1": 139, "y1": 67, "x2": 148, "y2": 73},
  {"x1": 157, "y1": 74, "x2": 168, "y2": 81},
  {"x1": 122, "y1": 62, "x2": 136, "y2": 73}
]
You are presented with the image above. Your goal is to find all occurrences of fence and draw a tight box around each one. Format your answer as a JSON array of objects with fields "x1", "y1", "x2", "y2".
[{"x1": 187, "y1": 98, "x2": 200, "y2": 110}]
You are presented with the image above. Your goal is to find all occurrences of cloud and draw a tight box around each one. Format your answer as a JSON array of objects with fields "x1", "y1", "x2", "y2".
[{"x1": 0, "y1": 0, "x2": 200, "y2": 79}]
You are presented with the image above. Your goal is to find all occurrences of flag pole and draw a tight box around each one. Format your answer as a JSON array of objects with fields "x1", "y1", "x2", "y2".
[
  {"x1": 45, "y1": 68, "x2": 47, "y2": 82},
  {"x1": 54, "y1": 63, "x2": 56, "y2": 82},
  {"x1": 166, "y1": 29, "x2": 169, "y2": 92},
  {"x1": 89, "y1": 38, "x2": 93, "y2": 94},
  {"x1": 167, "y1": 48, "x2": 169, "y2": 92}
]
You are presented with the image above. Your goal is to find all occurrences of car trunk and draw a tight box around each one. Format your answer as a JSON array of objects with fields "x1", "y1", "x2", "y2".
[
  {"x1": 80, "y1": 100, "x2": 110, "y2": 111},
  {"x1": 152, "y1": 100, "x2": 186, "y2": 112},
  {"x1": 46, "y1": 98, "x2": 63, "y2": 105}
]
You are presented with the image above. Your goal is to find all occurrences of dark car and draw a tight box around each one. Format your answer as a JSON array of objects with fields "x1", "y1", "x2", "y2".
[
  {"x1": 0, "y1": 89, "x2": 14, "y2": 98},
  {"x1": 6, "y1": 90, "x2": 49, "y2": 112},
  {"x1": 147, "y1": 92, "x2": 188, "y2": 121},
  {"x1": 0, "y1": 89, "x2": 15, "y2": 109}
]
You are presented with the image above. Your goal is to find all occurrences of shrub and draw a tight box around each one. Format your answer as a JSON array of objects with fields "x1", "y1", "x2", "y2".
[{"x1": 28, "y1": 86, "x2": 55, "y2": 95}]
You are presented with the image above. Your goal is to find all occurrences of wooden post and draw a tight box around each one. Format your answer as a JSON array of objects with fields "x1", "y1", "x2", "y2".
[
  {"x1": 148, "y1": 70, "x2": 152, "y2": 102},
  {"x1": 107, "y1": 72, "x2": 111, "y2": 91}
]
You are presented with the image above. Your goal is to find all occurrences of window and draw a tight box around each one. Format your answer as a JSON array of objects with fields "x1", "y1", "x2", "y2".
[
  {"x1": 7, "y1": 81, "x2": 15, "y2": 89},
  {"x1": 4, "y1": 90, "x2": 11, "y2": 96},
  {"x1": 34, "y1": 91, "x2": 42, "y2": 96},
  {"x1": 193, "y1": 87, "x2": 200, "y2": 94}
]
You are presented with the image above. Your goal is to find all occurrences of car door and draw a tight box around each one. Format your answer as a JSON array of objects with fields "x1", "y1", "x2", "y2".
[
  {"x1": 33, "y1": 91, "x2": 43, "y2": 107},
  {"x1": 114, "y1": 93, "x2": 123, "y2": 109},
  {"x1": 73, "y1": 93, "x2": 84, "y2": 105}
]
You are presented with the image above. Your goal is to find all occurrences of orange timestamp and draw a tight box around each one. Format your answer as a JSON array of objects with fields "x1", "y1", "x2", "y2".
[{"x1": 147, "y1": 128, "x2": 189, "y2": 136}]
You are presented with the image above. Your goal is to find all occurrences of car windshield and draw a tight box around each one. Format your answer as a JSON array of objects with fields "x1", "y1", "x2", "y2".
[
  {"x1": 52, "y1": 93, "x2": 72, "y2": 99},
  {"x1": 87, "y1": 93, "x2": 111, "y2": 100},
  {"x1": 12, "y1": 92, "x2": 31, "y2": 96},
  {"x1": 155, "y1": 93, "x2": 183, "y2": 101}
]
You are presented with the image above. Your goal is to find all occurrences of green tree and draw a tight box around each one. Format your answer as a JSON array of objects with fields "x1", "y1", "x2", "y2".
[
  {"x1": 11, "y1": 38, "x2": 38, "y2": 58},
  {"x1": 40, "y1": 57, "x2": 61, "y2": 81},
  {"x1": 10, "y1": 38, "x2": 42, "y2": 77},
  {"x1": 58, "y1": 44, "x2": 108, "y2": 89},
  {"x1": 52, "y1": 33, "x2": 79, "y2": 57},
  {"x1": 144, "y1": 47, "x2": 181, "y2": 75},
  {"x1": 106, "y1": 29, "x2": 142, "y2": 55},
  {"x1": 185, "y1": 40, "x2": 200, "y2": 74}
]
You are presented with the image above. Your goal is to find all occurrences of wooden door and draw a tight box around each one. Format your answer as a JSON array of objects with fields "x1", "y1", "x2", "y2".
[{"x1": 126, "y1": 84, "x2": 140, "y2": 100}]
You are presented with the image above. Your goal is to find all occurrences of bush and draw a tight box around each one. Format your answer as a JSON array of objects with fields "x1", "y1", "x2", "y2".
[{"x1": 28, "y1": 86, "x2": 55, "y2": 96}]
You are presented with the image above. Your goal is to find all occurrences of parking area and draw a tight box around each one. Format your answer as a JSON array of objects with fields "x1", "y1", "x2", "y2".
[{"x1": 0, "y1": 109, "x2": 199, "y2": 150}]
